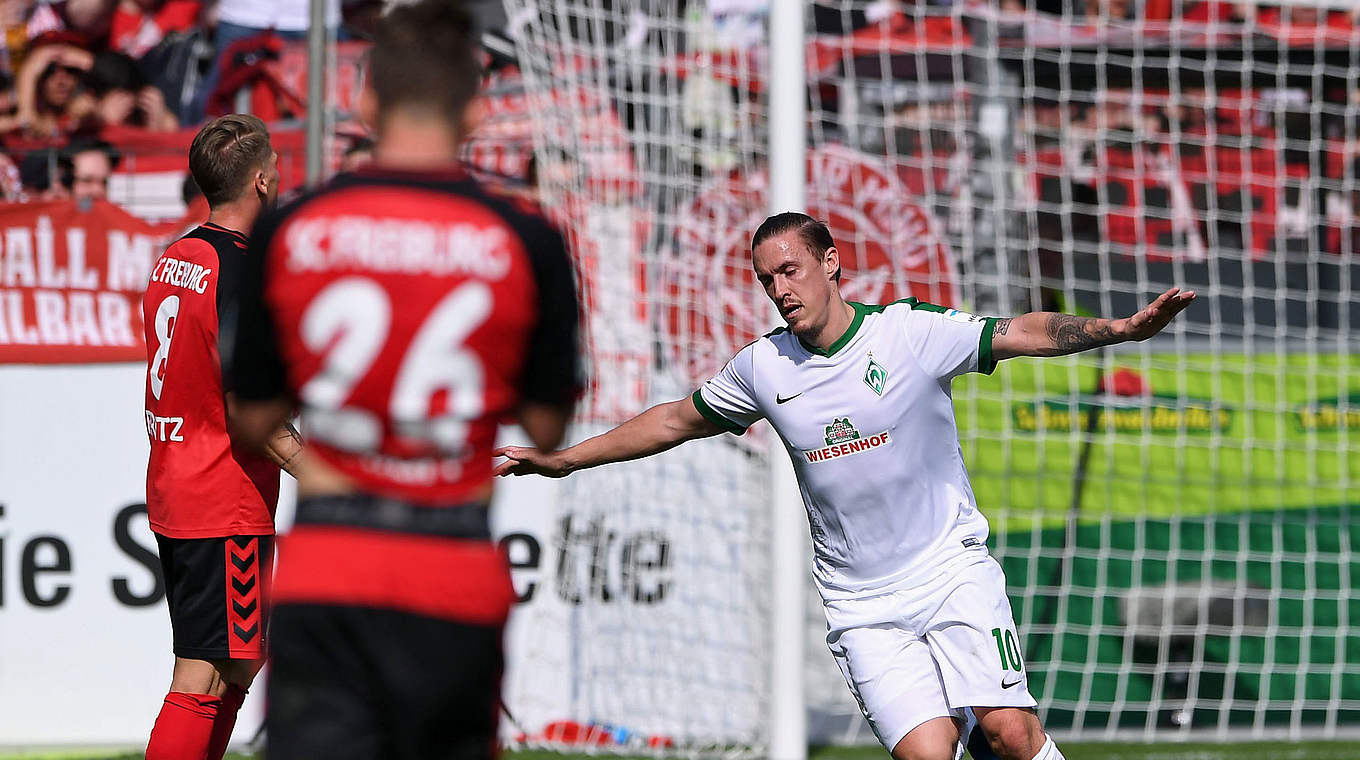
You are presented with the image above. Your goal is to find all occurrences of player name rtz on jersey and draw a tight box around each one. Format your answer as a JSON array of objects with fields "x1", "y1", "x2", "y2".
[
  {"x1": 283, "y1": 216, "x2": 514, "y2": 280},
  {"x1": 147, "y1": 256, "x2": 212, "y2": 294},
  {"x1": 144, "y1": 411, "x2": 184, "y2": 442}
]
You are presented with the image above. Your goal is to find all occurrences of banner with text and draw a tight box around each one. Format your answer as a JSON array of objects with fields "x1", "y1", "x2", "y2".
[{"x1": 0, "y1": 200, "x2": 169, "y2": 364}]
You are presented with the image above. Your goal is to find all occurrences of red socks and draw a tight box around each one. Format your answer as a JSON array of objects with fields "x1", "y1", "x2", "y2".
[
  {"x1": 145, "y1": 686, "x2": 248, "y2": 760},
  {"x1": 206, "y1": 684, "x2": 248, "y2": 759},
  {"x1": 145, "y1": 692, "x2": 220, "y2": 760}
]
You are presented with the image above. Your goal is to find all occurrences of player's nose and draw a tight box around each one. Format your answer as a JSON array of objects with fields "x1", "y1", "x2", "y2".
[{"x1": 771, "y1": 275, "x2": 792, "y2": 300}]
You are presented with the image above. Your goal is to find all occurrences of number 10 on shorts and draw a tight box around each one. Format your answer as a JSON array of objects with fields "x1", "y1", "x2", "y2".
[{"x1": 991, "y1": 627, "x2": 1024, "y2": 672}]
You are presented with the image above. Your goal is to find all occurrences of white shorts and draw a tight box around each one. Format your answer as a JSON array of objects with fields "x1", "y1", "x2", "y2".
[{"x1": 824, "y1": 553, "x2": 1037, "y2": 752}]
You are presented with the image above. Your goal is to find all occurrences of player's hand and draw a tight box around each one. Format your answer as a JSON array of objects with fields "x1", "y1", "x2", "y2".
[
  {"x1": 1117, "y1": 287, "x2": 1196, "y2": 341},
  {"x1": 493, "y1": 446, "x2": 571, "y2": 478}
]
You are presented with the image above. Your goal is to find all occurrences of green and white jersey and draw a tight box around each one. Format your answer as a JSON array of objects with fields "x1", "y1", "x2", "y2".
[{"x1": 693, "y1": 300, "x2": 1000, "y2": 600}]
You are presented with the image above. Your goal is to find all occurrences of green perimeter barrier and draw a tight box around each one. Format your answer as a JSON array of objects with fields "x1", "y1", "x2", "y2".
[{"x1": 953, "y1": 352, "x2": 1360, "y2": 732}]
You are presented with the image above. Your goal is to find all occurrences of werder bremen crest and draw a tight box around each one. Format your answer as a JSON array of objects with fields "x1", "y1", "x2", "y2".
[
  {"x1": 864, "y1": 352, "x2": 888, "y2": 396},
  {"x1": 824, "y1": 417, "x2": 861, "y2": 446}
]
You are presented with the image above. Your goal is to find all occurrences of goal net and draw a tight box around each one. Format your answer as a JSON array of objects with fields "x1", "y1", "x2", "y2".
[{"x1": 493, "y1": 0, "x2": 1360, "y2": 749}]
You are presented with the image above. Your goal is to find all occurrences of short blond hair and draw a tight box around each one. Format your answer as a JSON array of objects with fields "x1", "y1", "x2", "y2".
[{"x1": 188, "y1": 114, "x2": 272, "y2": 207}]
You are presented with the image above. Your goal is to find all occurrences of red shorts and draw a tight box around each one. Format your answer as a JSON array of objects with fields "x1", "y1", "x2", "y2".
[{"x1": 155, "y1": 534, "x2": 274, "y2": 660}]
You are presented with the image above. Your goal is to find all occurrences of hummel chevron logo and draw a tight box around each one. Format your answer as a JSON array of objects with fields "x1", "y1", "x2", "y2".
[
  {"x1": 232, "y1": 576, "x2": 256, "y2": 595},
  {"x1": 775, "y1": 392, "x2": 803, "y2": 405},
  {"x1": 1001, "y1": 677, "x2": 1023, "y2": 690},
  {"x1": 233, "y1": 622, "x2": 259, "y2": 643}
]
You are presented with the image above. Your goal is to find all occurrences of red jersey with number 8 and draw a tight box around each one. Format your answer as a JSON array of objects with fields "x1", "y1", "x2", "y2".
[
  {"x1": 228, "y1": 167, "x2": 580, "y2": 505},
  {"x1": 143, "y1": 224, "x2": 280, "y2": 538}
]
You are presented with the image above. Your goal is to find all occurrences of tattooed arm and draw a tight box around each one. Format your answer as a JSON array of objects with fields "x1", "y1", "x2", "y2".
[
  {"x1": 264, "y1": 422, "x2": 305, "y2": 475},
  {"x1": 991, "y1": 287, "x2": 1196, "y2": 361},
  {"x1": 225, "y1": 392, "x2": 305, "y2": 474}
]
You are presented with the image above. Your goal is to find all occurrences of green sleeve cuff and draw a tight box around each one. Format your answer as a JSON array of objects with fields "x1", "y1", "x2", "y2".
[
  {"x1": 691, "y1": 389, "x2": 747, "y2": 435},
  {"x1": 977, "y1": 317, "x2": 998, "y2": 375}
]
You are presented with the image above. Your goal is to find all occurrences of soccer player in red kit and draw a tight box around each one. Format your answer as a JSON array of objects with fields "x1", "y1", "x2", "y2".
[
  {"x1": 142, "y1": 113, "x2": 303, "y2": 760},
  {"x1": 225, "y1": 3, "x2": 581, "y2": 758}
]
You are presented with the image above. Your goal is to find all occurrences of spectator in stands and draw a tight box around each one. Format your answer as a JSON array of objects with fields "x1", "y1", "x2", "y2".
[
  {"x1": 1327, "y1": 156, "x2": 1360, "y2": 255},
  {"x1": 0, "y1": 150, "x2": 18, "y2": 199},
  {"x1": 84, "y1": 49, "x2": 178, "y2": 131},
  {"x1": 1184, "y1": 2, "x2": 1251, "y2": 24},
  {"x1": 1254, "y1": 4, "x2": 1356, "y2": 44},
  {"x1": 17, "y1": 146, "x2": 69, "y2": 199},
  {"x1": 812, "y1": 1, "x2": 901, "y2": 35},
  {"x1": 0, "y1": 69, "x2": 20, "y2": 131},
  {"x1": 13, "y1": 40, "x2": 94, "y2": 138},
  {"x1": 1274, "y1": 104, "x2": 1317, "y2": 168},
  {"x1": 216, "y1": 0, "x2": 335, "y2": 48},
  {"x1": 25, "y1": 0, "x2": 111, "y2": 40},
  {"x1": 1090, "y1": 0, "x2": 1134, "y2": 22},
  {"x1": 109, "y1": 0, "x2": 201, "y2": 59},
  {"x1": 63, "y1": 136, "x2": 117, "y2": 204},
  {"x1": 1259, "y1": 4, "x2": 1318, "y2": 27},
  {"x1": 1079, "y1": 88, "x2": 1159, "y2": 154},
  {"x1": 483, "y1": 150, "x2": 541, "y2": 205},
  {"x1": 1, "y1": 0, "x2": 28, "y2": 72},
  {"x1": 1160, "y1": 87, "x2": 1209, "y2": 136},
  {"x1": 1028, "y1": 97, "x2": 1069, "y2": 149},
  {"x1": 189, "y1": 0, "x2": 337, "y2": 122},
  {"x1": 135, "y1": 3, "x2": 214, "y2": 124}
]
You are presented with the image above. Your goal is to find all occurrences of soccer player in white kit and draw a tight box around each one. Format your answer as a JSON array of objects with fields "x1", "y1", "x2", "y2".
[{"x1": 496, "y1": 212, "x2": 1195, "y2": 760}]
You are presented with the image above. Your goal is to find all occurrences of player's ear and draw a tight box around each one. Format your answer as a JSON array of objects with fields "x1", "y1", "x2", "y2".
[
  {"x1": 822, "y1": 246, "x2": 840, "y2": 281},
  {"x1": 358, "y1": 83, "x2": 379, "y2": 132}
]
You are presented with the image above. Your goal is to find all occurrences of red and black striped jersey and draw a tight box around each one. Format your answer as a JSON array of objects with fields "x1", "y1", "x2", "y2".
[
  {"x1": 229, "y1": 165, "x2": 581, "y2": 505},
  {"x1": 143, "y1": 223, "x2": 280, "y2": 538}
]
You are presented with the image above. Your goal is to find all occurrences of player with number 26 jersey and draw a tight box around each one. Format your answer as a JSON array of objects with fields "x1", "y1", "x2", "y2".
[
  {"x1": 226, "y1": 8, "x2": 580, "y2": 755},
  {"x1": 230, "y1": 166, "x2": 580, "y2": 759},
  {"x1": 235, "y1": 167, "x2": 579, "y2": 504}
]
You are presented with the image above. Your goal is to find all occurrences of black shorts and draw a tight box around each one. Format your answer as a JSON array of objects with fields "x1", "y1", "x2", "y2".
[
  {"x1": 266, "y1": 603, "x2": 503, "y2": 760},
  {"x1": 155, "y1": 534, "x2": 273, "y2": 660}
]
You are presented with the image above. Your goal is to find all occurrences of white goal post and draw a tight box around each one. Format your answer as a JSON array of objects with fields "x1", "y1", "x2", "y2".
[{"x1": 767, "y1": 3, "x2": 809, "y2": 760}]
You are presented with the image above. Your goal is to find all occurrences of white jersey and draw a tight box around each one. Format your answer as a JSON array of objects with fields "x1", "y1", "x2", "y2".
[{"x1": 694, "y1": 299, "x2": 999, "y2": 600}]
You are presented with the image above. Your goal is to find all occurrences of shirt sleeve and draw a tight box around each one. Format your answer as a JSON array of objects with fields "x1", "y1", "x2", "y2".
[
  {"x1": 214, "y1": 240, "x2": 245, "y2": 393},
  {"x1": 518, "y1": 214, "x2": 582, "y2": 408},
  {"x1": 225, "y1": 209, "x2": 291, "y2": 402},
  {"x1": 900, "y1": 301, "x2": 998, "y2": 381},
  {"x1": 692, "y1": 343, "x2": 764, "y2": 435}
]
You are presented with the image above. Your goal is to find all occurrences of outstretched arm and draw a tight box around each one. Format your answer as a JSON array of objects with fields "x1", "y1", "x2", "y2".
[
  {"x1": 992, "y1": 287, "x2": 1195, "y2": 361},
  {"x1": 494, "y1": 397, "x2": 726, "y2": 478}
]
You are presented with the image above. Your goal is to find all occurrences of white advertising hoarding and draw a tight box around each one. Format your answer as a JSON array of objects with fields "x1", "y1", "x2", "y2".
[{"x1": 0, "y1": 364, "x2": 822, "y2": 750}]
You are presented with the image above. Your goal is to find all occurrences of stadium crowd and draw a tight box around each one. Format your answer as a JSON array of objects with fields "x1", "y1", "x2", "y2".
[
  {"x1": 0, "y1": 0, "x2": 376, "y2": 202},
  {"x1": 0, "y1": 0, "x2": 1356, "y2": 233}
]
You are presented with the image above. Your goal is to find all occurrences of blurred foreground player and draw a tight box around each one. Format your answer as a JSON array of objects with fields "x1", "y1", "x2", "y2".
[
  {"x1": 143, "y1": 114, "x2": 302, "y2": 760},
  {"x1": 225, "y1": 3, "x2": 580, "y2": 758}
]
